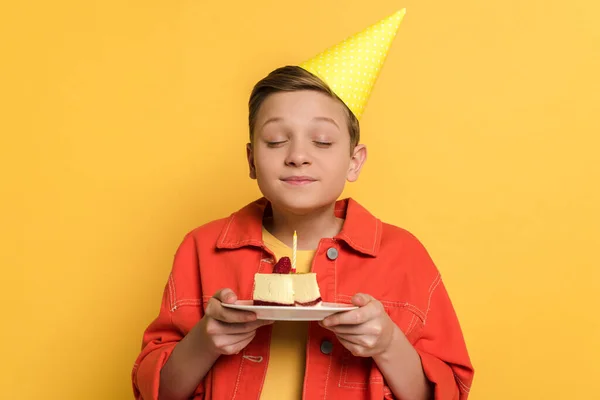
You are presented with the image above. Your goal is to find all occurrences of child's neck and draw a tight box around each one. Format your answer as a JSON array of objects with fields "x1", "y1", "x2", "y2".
[{"x1": 264, "y1": 203, "x2": 344, "y2": 250}]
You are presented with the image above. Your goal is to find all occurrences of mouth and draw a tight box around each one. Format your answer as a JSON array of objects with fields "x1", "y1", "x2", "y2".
[{"x1": 281, "y1": 176, "x2": 317, "y2": 186}]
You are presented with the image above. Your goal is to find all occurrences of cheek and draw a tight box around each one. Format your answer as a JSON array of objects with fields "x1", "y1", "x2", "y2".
[
  {"x1": 254, "y1": 153, "x2": 279, "y2": 178},
  {"x1": 322, "y1": 156, "x2": 351, "y2": 178}
]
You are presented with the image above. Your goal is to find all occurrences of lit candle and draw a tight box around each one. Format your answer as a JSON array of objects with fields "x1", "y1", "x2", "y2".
[{"x1": 292, "y1": 230, "x2": 297, "y2": 273}]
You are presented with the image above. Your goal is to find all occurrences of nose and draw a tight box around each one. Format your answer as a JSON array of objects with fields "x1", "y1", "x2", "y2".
[{"x1": 284, "y1": 140, "x2": 311, "y2": 167}]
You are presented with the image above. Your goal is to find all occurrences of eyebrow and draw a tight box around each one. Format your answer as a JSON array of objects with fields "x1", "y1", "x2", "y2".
[
  {"x1": 261, "y1": 117, "x2": 283, "y2": 129},
  {"x1": 261, "y1": 116, "x2": 339, "y2": 130},
  {"x1": 312, "y1": 116, "x2": 340, "y2": 130}
]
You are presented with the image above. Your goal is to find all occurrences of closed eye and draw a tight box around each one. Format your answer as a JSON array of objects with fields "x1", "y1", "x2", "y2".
[
  {"x1": 314, "y1": 141, "x2": 333, "y2": 147},
  {"x1": 266, "y1": 140, "x2": 287, "y2": 148}
]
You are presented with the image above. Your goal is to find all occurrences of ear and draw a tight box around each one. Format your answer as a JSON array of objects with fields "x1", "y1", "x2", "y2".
[
  {"x1": 246, "y1": 143, "x2": 257, "y2": 179},
  {"x1": 347, "y1": 144, "x2": 367, "y2": 182}
]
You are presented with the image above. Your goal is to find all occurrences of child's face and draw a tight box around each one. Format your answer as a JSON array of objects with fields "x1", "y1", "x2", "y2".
[{"x1": 247, "y1": 90, "x2": 366, "y2": 213}]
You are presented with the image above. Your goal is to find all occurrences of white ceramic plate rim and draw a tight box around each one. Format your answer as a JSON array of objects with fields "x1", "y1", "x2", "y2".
[
  {"x1": 222, "y1": 300, "x2": 357, "y2": 321},
  {"x1": 222, "y1": 300, "x2": 357, "y2": 311}
]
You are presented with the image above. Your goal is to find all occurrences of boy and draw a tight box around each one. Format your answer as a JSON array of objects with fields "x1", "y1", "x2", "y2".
[{"x1": 132, "y1": 9, "x2": 474, "y2": 400}]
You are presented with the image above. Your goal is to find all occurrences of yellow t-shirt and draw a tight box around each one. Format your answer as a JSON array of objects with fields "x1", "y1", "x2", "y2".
[{"x1": 259, "y1": 227, "x2": 316, "y2": 400}]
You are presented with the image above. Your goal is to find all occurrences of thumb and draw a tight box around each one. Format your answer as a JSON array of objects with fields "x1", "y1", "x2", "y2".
[
  {"x1": 352, "y1": 293, "x2": 372, "y2": 307},
  {"x1": 214, "y1": 288, "x2": 238, "y2": 304}
]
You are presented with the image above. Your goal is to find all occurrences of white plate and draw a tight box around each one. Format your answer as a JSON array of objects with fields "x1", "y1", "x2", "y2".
[{"x1": 222, "y1": 300, "x2": 357, "y2": 321}]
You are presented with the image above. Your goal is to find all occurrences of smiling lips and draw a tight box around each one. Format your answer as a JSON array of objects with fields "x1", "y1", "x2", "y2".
[{"x1": 281, "y1": 176, "x2": 317, "y2": 185}]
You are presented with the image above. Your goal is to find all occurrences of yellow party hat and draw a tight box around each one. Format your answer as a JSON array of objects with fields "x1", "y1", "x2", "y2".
[{"x1": 300, "y1": 9, "x2": 406, "y2": 120}]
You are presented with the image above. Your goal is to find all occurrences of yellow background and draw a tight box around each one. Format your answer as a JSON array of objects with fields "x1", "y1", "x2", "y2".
[{"x1": 1, "y1": 0, "x2": 599, "y2": 399}]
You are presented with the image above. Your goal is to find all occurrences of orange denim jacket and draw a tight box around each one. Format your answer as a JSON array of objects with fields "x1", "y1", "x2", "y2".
[{"x1": 132, "y1": 198, "x2": 474, "y2": 399}]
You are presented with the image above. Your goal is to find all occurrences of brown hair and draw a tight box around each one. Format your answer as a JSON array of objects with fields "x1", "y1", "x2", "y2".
[{"x1": 248, "y1": 66, "x2": 360, "y2": 150}]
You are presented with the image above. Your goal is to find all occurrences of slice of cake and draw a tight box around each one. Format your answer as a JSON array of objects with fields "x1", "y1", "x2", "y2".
[
  {"x1": 253, "y1": 273, "x2": 295, "y2": 306},
  {"x1": 291, "y1": 273, "x2": 322, "y2": 306},
  {"x1": 253, "y1": 256, "x2": 322, "y2": 306}
]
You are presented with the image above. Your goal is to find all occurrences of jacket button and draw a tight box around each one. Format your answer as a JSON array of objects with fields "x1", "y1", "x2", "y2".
[
  {"x1": 320, "y1": 340, "x2": 333, "y2": 355},
  {"x1": 326, "y1": 247, "x2": 338, "y2": 260}
]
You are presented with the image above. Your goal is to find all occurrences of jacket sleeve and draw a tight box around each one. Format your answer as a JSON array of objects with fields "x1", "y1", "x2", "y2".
[
  {"x1": 131, "y1": 233, "x2": 205, "y2": 399},
  {"x1": 413, "y1": 274, "x2": 474, "y2": 400}
]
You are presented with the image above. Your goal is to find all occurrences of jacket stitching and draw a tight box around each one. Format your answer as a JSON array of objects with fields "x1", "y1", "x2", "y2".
[
  {"x1": 172, "y1": 299, "x2": 202, "y2": 309},
  {"x1": 231, "y1": 355, "x2": 245, "y2": 400},
  {"x1": 323, "y1": 349, "x2": 333, "y2": 399},
  {"x1": 222, "y1": 239, "x2": 262, "y2": 247},
  {"x1": 372, "y1": 218, "x2": 379, "y2": 252},
  {"x1": 333, "y1": 243, "x2": 338, "y2": 304},
  {"x1": 454, "y1": 373, "x2": 471, "y2": 393},
  {"x1": 168, "y1": 273, "x2": 176, "y2": 311},
  {"x1": 219, "y1": 213, "x2": 236, "y2": 245},
  {"x1": 302, "y1": 327, "x2": 311, "y2": 397},
  {"x1": 338, "y1": 355, "x2": 383, "y2": 388},
  {"x1": 253, "y1": 250, "x2": 268, "y2": 298},
  {"x1": 342, "y1": 356, "x2": 350, "y2": 387},
  {"x1": 424, "y1": 273, "x2": 442, "y2": 325},
  {"x1": 405, "y1": 314, "x2": 417, "y2": 337},
  {"x1": 428, "y1": 271, "x2": 441, "y2": 292},
  {"x1": 256, "y1": 327, "x2": 272, "y2": 399},
  {"x1": 259, "y1": 251, "x2": 268, "y2": 273},
  {"x1": 343, "y1": 371, "x2": 384, "y2": 387},
  {"x1": 338, "y1": 233, "x2": 372, "y2": 255},
  {"x1": 171, "y1": 272, "x2": 178, "y2": 304}
]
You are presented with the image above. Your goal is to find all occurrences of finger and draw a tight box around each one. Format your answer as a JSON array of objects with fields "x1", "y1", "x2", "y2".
[
  {"x1": 338, "y1": 332, "x2": 379, "y2": 349},
  {"x1": 214, "y1": 331, "x2": 256, "y2": 355},
  {"x1": 321, "y1": 305, "x2": 374, "y2": 327},
  {"x1": 336, "y1": 333, "x2": 365, "y2": 346},
  {"x1": 221, "y1": 332, "x2": 257, "y2": 355},
  {"x1": 215, "y1": 331, "x2": 255, "y2": 347},
  {"x1": 218, "y1": 319, "x2": 274, "y2": 334},
  {"x1": 212, "y1": 288, "x2": 238, "y2": 304},
  {"x1": 336, "y1": 336, "x2": 367, "y2": 357},
  {"x1": 206, "y1": 298, "x2": 257, "y2": 323},
  {"x1": 320, "y1": 323, "x2": 370, "y2": 335},
  {"x1": 351, "y1": 293, "x2": 374, "y2": 307}
]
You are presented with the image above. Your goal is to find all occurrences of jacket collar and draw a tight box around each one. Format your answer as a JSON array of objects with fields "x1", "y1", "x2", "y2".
[{"x1": 216, "y1": 197, "x2": 381, "y2": 257}]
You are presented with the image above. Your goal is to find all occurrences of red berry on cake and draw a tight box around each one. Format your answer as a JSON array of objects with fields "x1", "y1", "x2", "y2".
[{"x1": 273, "y1": 256, "x2": 292, "y2": 274}]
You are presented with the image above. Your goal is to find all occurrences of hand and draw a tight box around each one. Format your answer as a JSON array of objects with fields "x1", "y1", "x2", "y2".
[
  {"x1": 319, "y1": 293, "x2": 397, "y2": 358},
  {"x1": 196, "y1": 288, "x2": 273, "y2": 356}
]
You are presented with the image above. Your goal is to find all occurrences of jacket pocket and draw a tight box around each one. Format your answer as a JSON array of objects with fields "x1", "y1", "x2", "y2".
[
  {"x1": 338, "y1": 352, "x2": 384, "y2": 390},
  {"x1": 384, "y1": 302, "x2": 425, "y2": 344},
  {"x1": 336, "y1": 301, "x2": 424, "y2": 390}
]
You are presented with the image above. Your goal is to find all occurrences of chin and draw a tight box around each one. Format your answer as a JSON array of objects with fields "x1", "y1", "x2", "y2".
[{"x1": 265, "y1": 192, "x2": 337, "y2": 215}]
